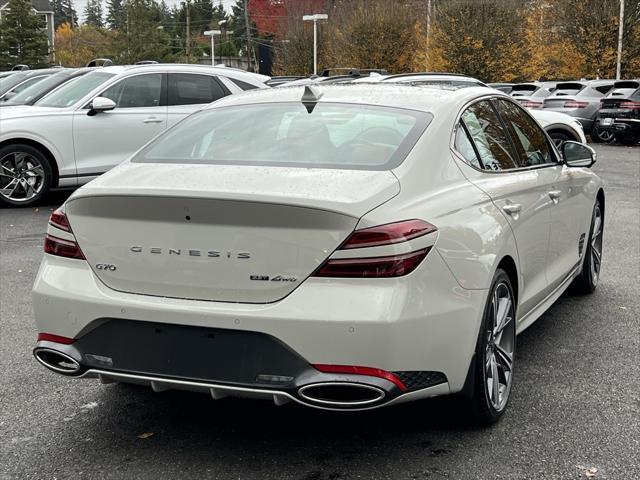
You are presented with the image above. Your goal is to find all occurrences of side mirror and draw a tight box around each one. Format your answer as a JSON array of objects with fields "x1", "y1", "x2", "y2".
[
  {"x1": 87, "y1": 96, "x2": 116, "y2": 116},
  {"x1": 562, "y1": 141, "x2": 596, "y2": 168}
]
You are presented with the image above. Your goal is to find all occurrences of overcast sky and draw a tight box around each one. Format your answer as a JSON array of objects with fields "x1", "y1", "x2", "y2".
[{"x1": 73, "y1": 0, "x2": 236, "y2": 24}]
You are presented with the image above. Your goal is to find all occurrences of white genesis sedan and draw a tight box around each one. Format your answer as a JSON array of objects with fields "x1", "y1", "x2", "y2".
[{"x1": 32, "y1": 84, "x2": 604, "y2": 424}]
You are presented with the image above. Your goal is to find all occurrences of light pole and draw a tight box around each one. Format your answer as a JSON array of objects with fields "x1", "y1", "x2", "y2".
[
  {"x1": 302, "y1": 13, "x2": 328, "y2": 75},
  {"x1": 616, "y1": 0, "x2": 625, "y2": 80},
  {"x1": 204, "y1": 30, "x2": 221, "y2": 66}
]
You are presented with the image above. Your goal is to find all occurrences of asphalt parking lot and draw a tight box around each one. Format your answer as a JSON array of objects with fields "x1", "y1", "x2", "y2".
[{"x1": 0, "y1": 144, "x2": 638, "y2": 480}]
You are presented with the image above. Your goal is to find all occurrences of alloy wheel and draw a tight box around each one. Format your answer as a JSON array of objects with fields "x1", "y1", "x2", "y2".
[
  {"x1": 484, "y1": 281, "x2": 515, "y2": 412},
  {"x1": 590, "y1": 204, "x2": 603, "y2": 286},
  {"x1": 0, "y1": 152, "x2": 45, "y2": 203}
]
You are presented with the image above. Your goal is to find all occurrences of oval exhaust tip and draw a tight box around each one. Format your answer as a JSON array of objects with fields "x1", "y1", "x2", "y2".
[
  {"x1": 299, "y1": 382, "x2": 385, "y2": 407},
  {"x1": 34, "y1": 348, "x2": 81, "y2": 375}
]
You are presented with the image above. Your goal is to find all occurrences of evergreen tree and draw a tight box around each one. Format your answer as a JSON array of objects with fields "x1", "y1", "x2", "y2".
[
  {"x1": 106, "y1": 0, "x2": 126, "y2": 30},
  {"x1": 84, "y1": 0, "x2": 104, "y2": 28},
  {"x1": 0, "y1": 0, "x2": 50, "y2": 68},
  {"x1": 51, "y1": 0, "x2": 78, "y2": 29}
]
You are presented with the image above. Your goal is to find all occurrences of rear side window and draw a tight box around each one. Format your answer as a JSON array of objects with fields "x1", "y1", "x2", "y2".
[
  {"x1": 101, "y1": 73, "x2": 163, "y2": 108},
  {"x1": 168, "y1": 74, "x2": 228, "y2": 106},
  {"x1": 134, "y1": 102, "x2": 432, "y2": 171},
  {"x1": 494, "y1": 99, "x2": 556, "y2": 167},
  {"x1": 460, "y1": 100, "x2": 517, "y2": 171},
  {"x1": 454, "y1": 125, "x2": 482, "y2": 169},
  {"x1": 227, "y1": 77, "x2": 260, "y2": 91},
  {"x1": 594, "y1": 84, "x2": 614, "y2": 95}
]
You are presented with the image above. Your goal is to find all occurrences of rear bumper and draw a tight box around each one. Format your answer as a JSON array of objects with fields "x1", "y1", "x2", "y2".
[
  {"x1": 32, "y1": 251, "x2": 487, "y2": 404},
  {"x1": 33, "y1": 323, "x2": 449, "y2": 411}
]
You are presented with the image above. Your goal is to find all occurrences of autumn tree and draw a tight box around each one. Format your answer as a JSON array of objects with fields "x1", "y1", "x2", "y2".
[
  {"x1": 552, "y1": 0, "x2": 640, "y2": 79},
  {"x1": 270, "y1": 0, "x2": 327, "y2": 75},
  {"x1": 320, "y1": 0, "x2": 428, "y2": 74},
  {"x1": 84, "y1": 0, "x2": 104, "y2": 28},
  {"x1": 0, "y1": 0, "x2": 50, "y2": 69},
  {"x1": 520, "y1": 0, "x2": 586, "y2": 81},
  {"x1": 427, "y1": 0, "x2": 528, "y2": 82},
  {"x1": 54, "y1": 22, "x2": 117, "y2": 66}
]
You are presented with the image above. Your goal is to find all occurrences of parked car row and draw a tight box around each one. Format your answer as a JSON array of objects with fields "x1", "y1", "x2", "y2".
[{"x1": 490, "y1": 79, "x2": 640, "y2": 145}]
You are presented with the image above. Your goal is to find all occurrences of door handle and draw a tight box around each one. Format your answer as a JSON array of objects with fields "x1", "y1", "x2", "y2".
[
  {"x1": 548, "y1": 190, "x2": 561, "y2": 203},
  {"x1": 502, "y1": 203, "x2": 521, "y2": 216},
  {"x1": 143, "y1": 117, "x2": 163, "y2": 124}
]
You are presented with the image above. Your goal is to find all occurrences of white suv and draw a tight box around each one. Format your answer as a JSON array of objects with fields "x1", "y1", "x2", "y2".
[{"x1": 0, "y1": 64, "x2": 268, "y2": 206}]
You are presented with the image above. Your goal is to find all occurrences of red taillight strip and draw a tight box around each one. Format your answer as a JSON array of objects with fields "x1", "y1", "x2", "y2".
[
  {"x1": 49, "y1": 209, "x2": 72, "y2": 232},
  {"x1": 314, "y1": 364, "x2": 407, "y2": 391},
  {"x1": 564, "y1": 101, "x2": 588, "y2": 108},
  {"x1": 620, "y1": 101, "x2": 640, "y2": 109},
  {"x1": 37, "y1": 333, "x2": 75, "y2": 344},
  {"x1": 340, "y1": 219, "x2": 437, "y2": 250},
  {"x1": 313, "y1": 248, "x2": 430, "y2": 278},
  {"x1": 44, "y1": 234, "x2": 86, "y2": 260}
]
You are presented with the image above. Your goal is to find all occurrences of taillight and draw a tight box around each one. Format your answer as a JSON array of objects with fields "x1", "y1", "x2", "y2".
[
  {"x1": 620, "y1": 101, "x2": 640, "y2": 109},
  {"x1": 519, "y1": 100, "x2": 543, "y2": 109},
  {"x1": 49, "y1": 209, "x2": 71, "y2": 232},
  {"x1": 314, "y1": 364, "x2": 407, "y2": 391},
  {"x1": 313, "y1": 219, "x2": 437, "y2": 278},
  {"x1": 340, "y1": 219, "x2": 436, "y2": 249},
  {"x1": 564, "y1": 100, "x2": 588, "y2": 108},
  {"x1": 44, "y1": 234, "x2": 85, "y2": 259},
  {"x1": 313, "y1": 248, "x2": 431, "y2": 278}
]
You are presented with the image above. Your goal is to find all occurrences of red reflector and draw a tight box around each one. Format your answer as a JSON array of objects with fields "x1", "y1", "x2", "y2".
[
  {"x1": 44, "y1": 234, "x2": 86, "y2": 260},
  {"x1": 620, "y1": 101, "x2": 640, "y2": 109},
  {"x1": 314, "y1": 364, "x2": 407, "y2": 391},
  {"x1": 313, "y1": 247, "x2": 430, "y2": 278},
  {"x1": 49, "y1": 209, "x2": 71, "y2": 232},
  {"x1": 37, "y1": 333, "x2": 75, "y2": 344},
  {"x1": 564, "y1": 101, "x2": 588, "y2": 108},
  {"x1": 341, "y1": 219, "x2": 437, "y2": 249}
]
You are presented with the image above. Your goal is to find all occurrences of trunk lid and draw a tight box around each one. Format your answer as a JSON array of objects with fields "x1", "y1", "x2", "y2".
[{"x1": 66, "y1": 163, "x2": 400, "y2": 303}]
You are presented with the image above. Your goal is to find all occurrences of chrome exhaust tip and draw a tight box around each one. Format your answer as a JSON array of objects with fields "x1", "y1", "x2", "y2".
[
  {"x1": 33, "y1": 348, "x2": 82, "y2": 375},
  {"x1": 298, "y1": 382, "x2": 386, "y2": 407}
]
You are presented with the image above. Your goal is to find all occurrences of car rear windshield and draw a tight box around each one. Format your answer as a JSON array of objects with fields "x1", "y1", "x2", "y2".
[
  {"x1": 510, "y1": 84, "x2": 538, "y2": 96},
  {"x1": 134, "y1": 102, "x2": 432, "y2": 170},
  {"x1": 553, "y1": 83, "x2": 585, "y2": 95},
  {"x1": 36, "y1": 71, "x2": 115, "y2": 108}
]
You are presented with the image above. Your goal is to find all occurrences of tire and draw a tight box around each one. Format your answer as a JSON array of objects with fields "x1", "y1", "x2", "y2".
[
  {"x1": 590, "y1": 124, "x2": 615, "y2": 143},
  {"x1": 571, "y1": 200, "x2": 604, "y2": 294},
  {"x1": 464, "y1": 268, "x2": 516, "y2": 425},
  {"x1": 548, "y1": 131, "x2": 572, "y2": 149},
  {"x1": 0, "y1": 143, "x2": 53, "y2": 207},
  {"x1": 614, "y1": 134, "x2": 640, "y2": 146}
]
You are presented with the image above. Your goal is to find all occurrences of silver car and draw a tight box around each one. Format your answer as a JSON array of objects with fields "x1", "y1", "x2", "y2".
[
  {"x1": 543, "y1": 80, "x2": 615, "y2": 142},
  {"x1": 510, "y1": 82, "x2": 557, "y2": 109}
]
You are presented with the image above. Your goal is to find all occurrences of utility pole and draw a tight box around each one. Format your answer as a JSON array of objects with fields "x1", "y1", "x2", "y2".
[
  {"x1": 185, "y1": 1, "x2": 191, "y2": 64},
  {"x1": 243, "y1": 0, "x2": 252, "y2": 71},
  {"x1": 426, "y1": 0, "x2": 432, "y2": 71},
  {"x1": 616, "y1": 0, "x2": 625, "y2": 80}
]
